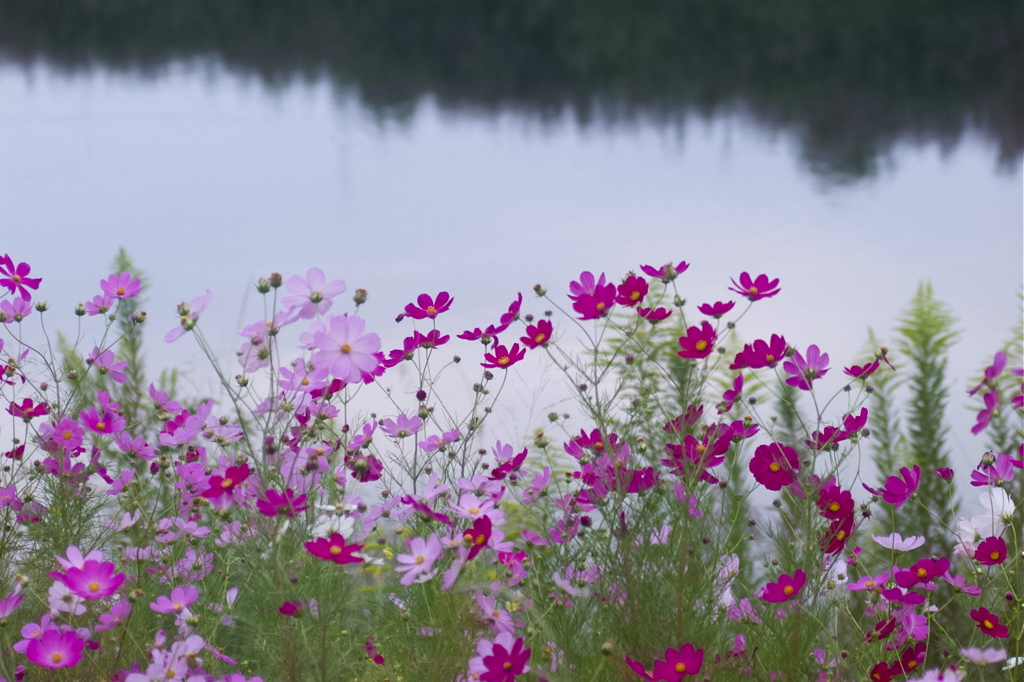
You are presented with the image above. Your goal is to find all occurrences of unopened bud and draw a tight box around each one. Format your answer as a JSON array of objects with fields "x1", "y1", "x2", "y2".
[
  {"x1": 256, "y1": 278, "x2": 271, "y2": 294},
  {"x1": 269, "y1": 273, "x2": 283, "y2": 288},
  {"x1": 353, "y1": 288, "x2": 368, "y2": 305}
]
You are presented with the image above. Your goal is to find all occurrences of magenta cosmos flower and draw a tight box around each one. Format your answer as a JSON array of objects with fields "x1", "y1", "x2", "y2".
[
  {"x1": 395, "y1": 534, "x2": 443, "y2": 585},
  {"x1": 99, "y1": 272, "x2": 142, "y2": 300},
  {"x1": 761, "y1": 569, "x2": 806, "y2": 603},
  {"x1": 470, "y1": 632, "x2": 530, "y2": 682},
  {"x1": 626, "y1": 643, "x2": 704, "y2": 680},
  {"x1": 749, "y1": 443, "x2": 799, "y2": 491},
  {"x1": 676, "y1": 321, "x2": 716, "y2": 360},
  {"x1": 698, "y1": 300, "x2": 735, "y2": 318},
  {"x1": 26, "y1": 628, "x2": 84, "y2": 669},
  {"x1": 404, "y1": 291, "x2": 453, "y2": 319},
  {"x1": 616, "y1": 276, "x2": 649, "y2": 307},
  {"x1": 730, "y1": 334, "x2": 787, "y2": 370},
  {"x1": 728, "y1": 272, "x2": 781, "y2": 301},
  {"x1": 975, "y1": 536, "x2": 1007, "y2": 566},
  {"x1": 520, "y1": 319, "x2": 553, "y2": 349},
  {"x1": 971, "y1": 607, "x2": 1009, "y2": 638},
  {"x1": 257, "y1": 488, "x2": 309, "y2": 517},
  {"x1": 305, "y1": 532, "x2": 364, "y2": 565},
  {"x1": 311, "y1": 314, "x2": 381, "y2": 383},
  {"x1": 569, "y1": 271, "x2": 616, "y2": 320},
  {"x1": 63, "y1": 560, "x2": 125, "y2": 599},
  {"x1": 863, "y1": 465, "x2": 920, "y2": 508},
  {"x1": 640, "y1": 260, "x2": 689, "y2": 282},
  {"x1": 482, "y1": 342, "x2": 526, "y2": 369},
  {"x1": 282, "y1": 267, "x2": 347, "y2": 319},
  {"x1": 783, "y1": 344, "x2": 830, "y2": 391},
  {"x1": 202, "y1": 463, "x2": 251, "y2": 499},
  {"x1": 0, "y1": 255, "x2": 42, "y2": 301}
]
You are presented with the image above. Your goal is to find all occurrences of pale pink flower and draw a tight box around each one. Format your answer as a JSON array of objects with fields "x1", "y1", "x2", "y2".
[{"x1": 311, "y1": 315, "x2": 381, "y2": 383}]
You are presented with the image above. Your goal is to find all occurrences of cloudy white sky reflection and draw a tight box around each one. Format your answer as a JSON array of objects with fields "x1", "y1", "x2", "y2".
[{"x1": 0, "y1": 64, "x2": 1020, "y2": 480}]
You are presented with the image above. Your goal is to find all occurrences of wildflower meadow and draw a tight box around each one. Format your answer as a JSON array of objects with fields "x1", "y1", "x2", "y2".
[{"x1": 0, "y1": 251, "x2": 1021, "y2": 682}]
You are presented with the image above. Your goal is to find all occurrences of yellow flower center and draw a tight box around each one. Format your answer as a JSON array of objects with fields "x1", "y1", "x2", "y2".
[
  {"x1": 221, "y1": 478, "x2": 233, "y2": 488},
  {"x1": 865, "y1": 580, "x2": 874, "y2": 588},
  {"x1": 747, "y1": 286, "x2": 758, "y2": 295},
  {"x1": 990, "y1": 551, "x2": 1000, "y2": 560},
  {"x1": 630, "y1": 291, "x2": 640, "y2": 301},
  {"x1": 534, "y1": 333, "x2": 546, "y2": 343},
  {"x1": 828, "y1": 502, "x2": 840, "y2": 512},
  {"x1": 88, "y1": 581, "x2": 100, "y2": 592},
  {"x1": 916, "y1": 568, "x2": 927, "y2": 578},
  {"x1": 426, "y1": 306, "x2": 437, "y2": 315},
  {"x1": 173, "y1": 602, "x2": 183, "y2": 610},
  {"x1": 469, "y1": 507, "x2": 480, "y2": 515},
  {"x1": 503, "y1": 662, "x2": 512, "y2": 671},
  {"x1": 340, "y1": 344, "x2": 351, "y2": 354},
  {"x1": 769, "y1": 462, "x2": 780, "y2": 472},
  {"x1": 694, "y1": 340, "x2": 708, "y2": 351},
  {"x1": 415, "y1": 555, "x2": 425, "y2": 564},
  {"x1": 476, "y1": 535, "x2": 486, "y2": 545},
  {"x1": 329, "y1": 545, "x2": 342, "y2": 556},
  {"x1": 765, "y1": 354, "x2": 775, "y2": 363},
  {"x1": 497, "y1": 356, "x2": 510, "y2": 366},
  {"x1": 96, "y1": 421, "x2": 106, "y2": 431},
  {"x1": 984, "y1": 619, "x2": 994, "y2": 629},
  {"x1": 63, "y1": 430, "x2": 73, "y2": 440},
  {"x1": 596, "y1": 302, "x2": 606, "y2": 311},
  {"x1": 51, "y1": 652, "x2": 62, "y2": 663},
  {"x1": 783, "y1": 585, "x2": 794, "y2": 595},
  {"x1": 116, "y1": 286, "x2": 126, "y2": 295},
  {"x1": 675, "y1": 663, "x2": 686, "y2": 673}
]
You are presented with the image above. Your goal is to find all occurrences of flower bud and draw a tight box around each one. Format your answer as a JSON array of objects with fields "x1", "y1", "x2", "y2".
[
  {"x1": 353, "y1": 288, "x2": 368, "y2": 305},
  {"x1": 533, "y1": 284, "x2": 546, "y2": 297},
  {"x1": 34, "y1": 301, "x2": 48, "y2": 312},
  {"x1": 255, "y1": 278, "x2": 271, "y2": 293},
  {"x1": 74, "y1": 303, "x2": 87, "y2": 316}
]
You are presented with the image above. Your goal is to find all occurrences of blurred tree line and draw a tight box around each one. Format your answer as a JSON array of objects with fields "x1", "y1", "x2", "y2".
[{"x1": 0, "y1": 0, "x2": 1019, "y2": 182}]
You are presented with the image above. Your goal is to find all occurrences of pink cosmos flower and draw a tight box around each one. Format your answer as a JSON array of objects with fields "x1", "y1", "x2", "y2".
[
  {"x1": 872, "y1": 533, "x2": 925, "y2": 552},
  {"x1": 84, "y1": 294, "x2": 113, "y2": 316},
  {"x1": 783, "y1": 344, "x2": 830, "y2": 391},
  {"x1": 151, "y1": 586, "x2": 199, "y2": 614},
  {"x1": 63, "y1": 560, "x2": 125, "y2": 599},
  {"x1": 961, "y1": 647, "x2": 1007, "y2": 664},
  {"x1": 640, "y1": 260, "x2": 689, "y2": 282},
  {"x1": 520, "y1": 319, "x2": 553, "y2": 348},
  {"x1": 971, "y1": 389, "x2": 999, "y2": 435},
  {"x1": 728, "y1": 272, "x2": 781, "y2": 301},
  {"x1": 87, "y1": 347, "x2": 128, "y2": 384},
  {"x1": 99, "y1": 272, "x2": 142, "y2": 300},
  {"x1": 165, "y1": 290, "x2": 213, "y2": 343},
  {"x1": 971, "y1": 607, "x2": 1008, "y2": 638},
  {"x1": 79, "y1": 405, "x2": 125, "y2": 435},
  {"x1": 404, "y1": 291, "x2": 453, "y2": 319},
  {"x1": 761, "y1": 569, "x2": 806, "y2": 603},
  {"x1": 0, "y1": 255, "x2": 42, "y2": 301},
  {"x1": 305, "y1": 532, "x2": 364, "y2": 565},
  {"x1": 25, "y1": 628, "x2": 83, "y2": 669},
  {"x1": 970, "y1": 452, "x2": 1022, "y2": 487},
  {"x1": 419, "y1": 429, "x2": 460, "y2": 452},
  {"x1": 381, "y1": 413, "x2": 422, "y2": 438},
  {"x1": 46, "y1": 418, "x2": 84, "y2": 452},
  {"x1": 95, "y1": 600, "x2": 131, "y2": 631},
  {"x1": 749, "y1": 443, "x2": 799, "y2": 491},
  {"x1": 395, "y1": 534, "x2": 443, "y2": 585},
  {"x1": 482, "y1": 342, "x2": 526, "y2": 369},
  {"x1": 311, "y1": 314, "x2": 381, "y2": 383},
  {"x1": 7, "y1": 398, "x2": 47, "y2": 421},
  {"x1": 676, "y1": 321, "x2": 716, "y2": 360},
  {"x1": 0, "y1": 295, "x2": 32, "y2": 323},
  {"x1": 0, "y1": 588, "x2": 23, "y2": 619},
  {"x1": 863, "y1": 465, "x2": 921, "y2": 508},
  {"x1": 366, "y1": 637, "x2": 386, "y2": 665},
  {"x1": 282, "y1": 267, "x2": 346, "y2": 319},
  {"x1": 698, "y1": 300, "x2": 735, "y2": 318},
  {"x1": 616, "y1": 276, "x2": 649, "y2": 307},
  {"x1": 969, "y1": 351, "x2": 1008, "y2": 396},
  {"x1": 257, "y1": 488, "x2": 309, "y2": 517},
  {"x1": 844, "y1": 359, "x2": 881, "y2": 379}
]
